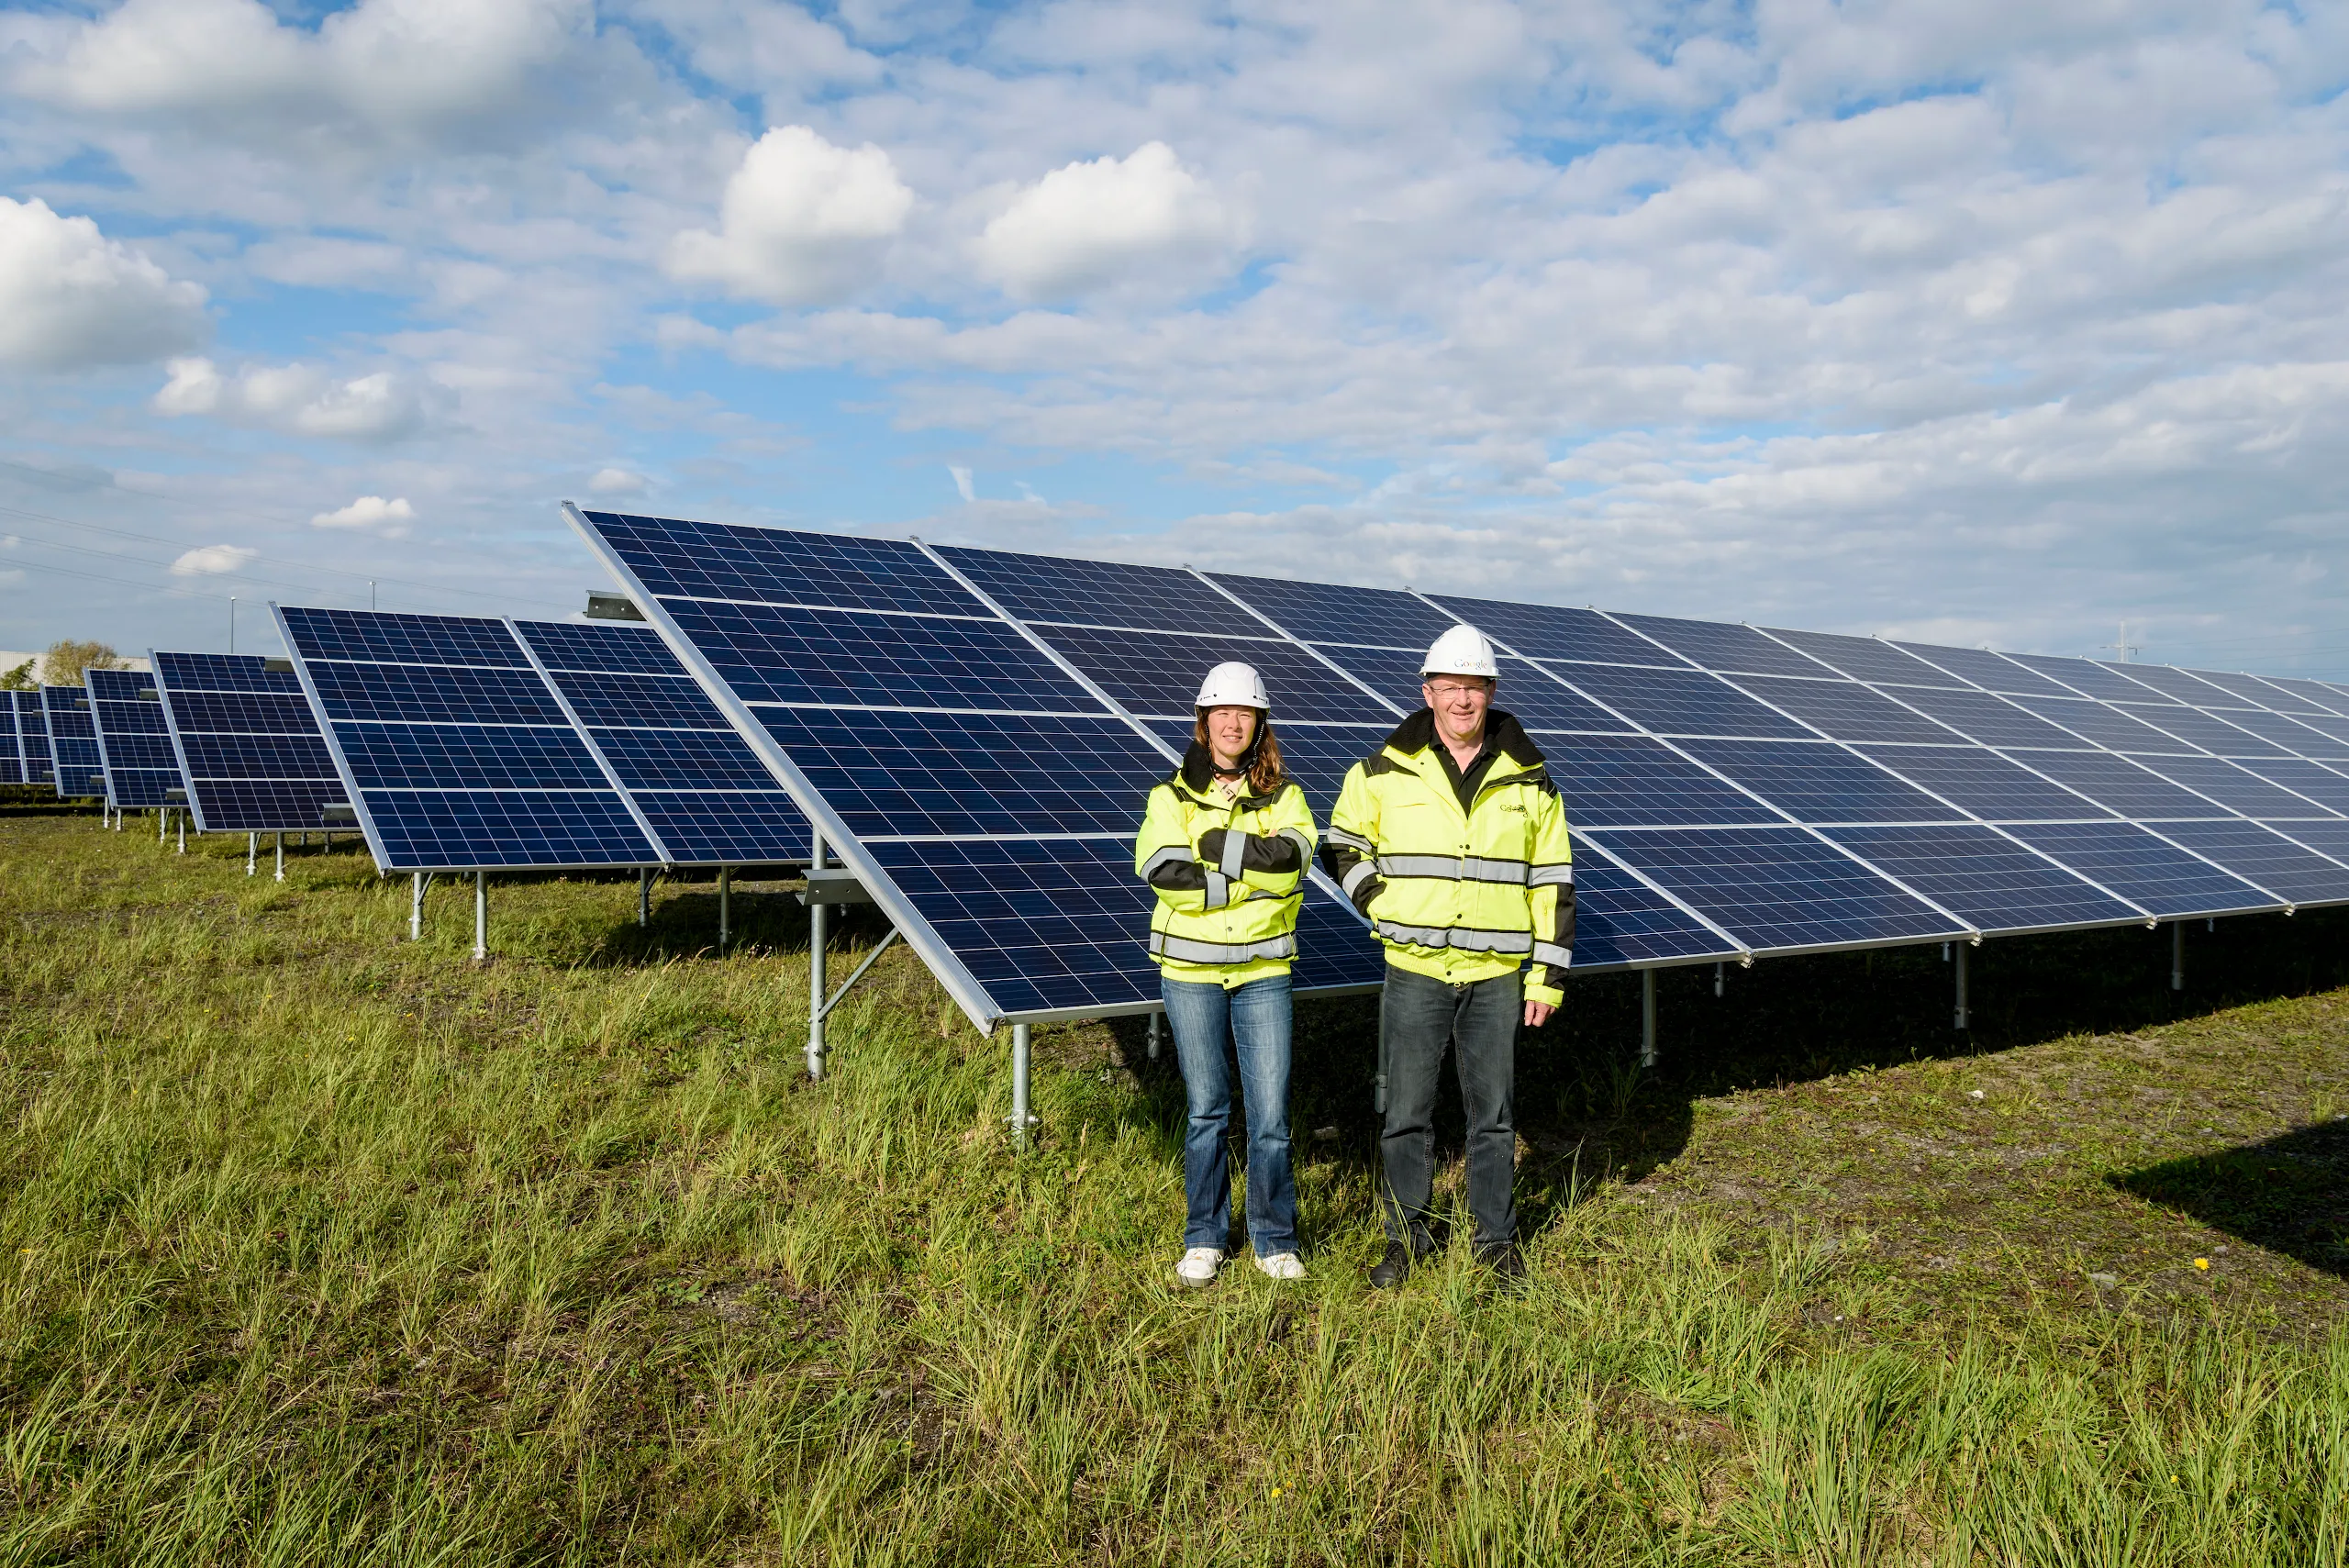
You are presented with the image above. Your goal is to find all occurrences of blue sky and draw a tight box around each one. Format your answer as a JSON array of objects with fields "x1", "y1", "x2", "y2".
[{"x1": 0, "y1": 0, "x2": 2345, "y2": 674}]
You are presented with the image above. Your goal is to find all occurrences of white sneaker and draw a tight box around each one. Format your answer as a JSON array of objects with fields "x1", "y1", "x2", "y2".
[
  {"x1": 1253, "y1": 1252, "x2": 1307, "y2": 1281},
  {"x1": 1175, "y1": 1247, "x2": 1225, "y2": 1288}
]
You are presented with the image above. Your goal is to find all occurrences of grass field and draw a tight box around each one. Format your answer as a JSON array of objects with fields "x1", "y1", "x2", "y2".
[{"x1": 3, "y1": 809, "x2": 2346, "y2": 1564}]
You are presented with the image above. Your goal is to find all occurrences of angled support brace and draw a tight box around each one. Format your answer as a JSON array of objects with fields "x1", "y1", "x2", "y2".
[{"x1": 815, "y1": 929, "x2": 901, "y2": 1026}]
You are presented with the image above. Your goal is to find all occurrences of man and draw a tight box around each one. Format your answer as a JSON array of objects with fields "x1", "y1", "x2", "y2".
[{"x1": 1322, "y1": 624, "x2": 1574, "y2": 1287}]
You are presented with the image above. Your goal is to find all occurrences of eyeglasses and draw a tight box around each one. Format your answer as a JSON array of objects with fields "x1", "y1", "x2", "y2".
[{"x1": 1424, "y1": 682, "x2": 1492, "y2": 699}]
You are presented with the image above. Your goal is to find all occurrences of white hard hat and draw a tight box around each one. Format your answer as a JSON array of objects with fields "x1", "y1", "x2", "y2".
[
  {"x1": 1421, "y1": 625, "x2": 1499, "y2": 681},
  {"x1": 1195, "y1": 661, "x2": 1270, "y2": 709}
]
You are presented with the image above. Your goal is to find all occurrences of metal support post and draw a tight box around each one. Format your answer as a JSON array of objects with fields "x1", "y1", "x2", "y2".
[
  {"x1": 807, "y1": 835, "x2": 828, "y2": 1078},
  {"x1": 473, "y1": 871, "x2": 487, "y2": 962},
  {"x1": 1954, "y1": 942, "x2": 1971, "y2": 1030},
  {"x1": 248, "y1": 832, "x2": 257, "y2": 875},
  {"x1": 1640, "y1": 969, "x2": 1657, "y2": 1067},
  {"x1": 1145, "y1": 1010, "x2": 1162, "y2": 1062},
  {"x1": 274, "y1": 832, "x2": 284, "y2": 882},
  {"x1": 1713, "y1": 961, "x2": 1724, "y2": 997},
  {"x1": 158, "y1": 809, "x2": 165, "y2": 844},
  {"x1": 1009, "y1": 1021, "x2": 1034, "y2": 1150},
  {"x1": 176, "y1": 813, "x2": 185, "y2": 853},
  {"x1": 2171, "y1": 920, "x2": 2184, "y2": 992},
  {"x1": 718, "y1": 866, "x2": 732, "y2": 951},
  {"x1": 410, "y1": 872, "x2": 428, "y2": 940},
  {"x1": 638, "y1": 869, "x2": 651, "y2": 929}
]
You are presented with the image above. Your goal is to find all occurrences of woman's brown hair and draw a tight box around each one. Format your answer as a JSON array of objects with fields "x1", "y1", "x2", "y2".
[{"x1": 1193, "y1": 710, "x2": 1286, "y2": 795}]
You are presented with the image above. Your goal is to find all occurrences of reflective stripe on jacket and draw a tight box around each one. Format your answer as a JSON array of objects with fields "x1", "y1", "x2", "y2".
[
  {"x1": 1133, "y1": 743, "x2": 1319, "y2": 988},
  {"x1": 1321, "y1": 709, "x2": 1574, "y2": 1006}
]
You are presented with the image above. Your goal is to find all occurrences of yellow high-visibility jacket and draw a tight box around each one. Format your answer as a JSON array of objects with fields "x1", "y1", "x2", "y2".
[
  {"x1": 1322, "y1": 709, "x2": 1574, "y2": 1006},
  {"x1": 1133, "y1": 745, "x2": 1319, "y2": 987}
]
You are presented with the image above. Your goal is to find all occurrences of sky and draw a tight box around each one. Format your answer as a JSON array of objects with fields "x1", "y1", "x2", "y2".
[{"x1": 0, "y1": 0, "x2": 2344, "y2": 674}]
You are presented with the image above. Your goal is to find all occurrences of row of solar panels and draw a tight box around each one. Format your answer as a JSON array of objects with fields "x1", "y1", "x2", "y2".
[{"x1": 25, "y1": 506, "x2": 2349, "y2": 1034}]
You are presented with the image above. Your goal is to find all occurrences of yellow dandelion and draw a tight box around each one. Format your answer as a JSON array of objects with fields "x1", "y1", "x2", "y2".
[{"x1": 2193, "y1": 1258, "x2": 2210, "y2": 1271}]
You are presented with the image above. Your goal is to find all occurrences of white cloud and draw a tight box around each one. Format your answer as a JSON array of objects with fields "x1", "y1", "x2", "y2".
[
  {"x1": 310, "y1": 495, "x2": 416, "y2": 535},
  {"x1": 155, "y1": 358, "x2": 450, "y2": 442},
  {"x1": 664, "y1": 126, "x2": 913, "y2": 306},
  {"x1": 0, "y1": 197, "x2": 208, "y2": 372},
  {"x1": 169, "y1": 543, "x2": 258, "y2": 575},
  {"x1": 948, "y1": 464, "x2": 975, "y2": 502},
  {"x1": 976, "y1": 142, "x2": 1237, "y2": 299},
  {"x1": 589, "y1": 466, "x2": 649, "y2": 495}
]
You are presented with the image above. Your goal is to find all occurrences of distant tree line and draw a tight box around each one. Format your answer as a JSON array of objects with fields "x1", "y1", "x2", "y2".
[{"x1": 0, "y1": 640, "x2": 129, "y2": 690}]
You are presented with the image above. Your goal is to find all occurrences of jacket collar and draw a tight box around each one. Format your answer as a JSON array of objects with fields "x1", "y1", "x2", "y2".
[
  {"x1": 1176, "y1": 740, "x2": 1285, "y2": 809},
  {"x1": 1382, "y1": 707, "x2": 1545, "y2": 771}
]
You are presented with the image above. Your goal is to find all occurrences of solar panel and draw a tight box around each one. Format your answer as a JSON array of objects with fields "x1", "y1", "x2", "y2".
[
  {"x1": 277, "y1": 607, "x2": 658, "y2": 873},
  {"x1": 1726, "y1": 675, "x2": 1959, "y2": 745},
  {"x1": 2273, "y1": 713, "x2": 2349, "y2": 757},
  {"x1": 2246, "y1": 676, "x2": 2349, "y2": 717},
  {"x1": 1312, "y1": 645, "x2": 1633, "y2": 732},
  {"x1": 1673, "y1": 738, "x2": 1960, "y2": 824},
  {"x1": 15, "y1": 691, "x2": 50, "y2": 785},
  {"x1": 1998, "y1": 695, "x2": 2198, "y2": 753},
  {"x1": 1430, "y1": 595, "x2": 1688, "y2": 668},
  {"x1": 86, "y1": 668, "x2": 186, "y2": 810},
  {"x1": 585, "y1": 510, "x2": 975, "y2": 614},
  {"x1": 2108, "y1": 704, "x2": 2288, "y2": 759},
  {"x1": 665, "y1": 600, "x2": 1093, "y2": 712},
  {"x1": 1541, "y1": 662, "x2": 1816, "y2": 740},
  {"x1": 1539, "y1": 734, "x2": 1783, "y2": 828},
  {"x1": 2269, "y1": 819, "x2": 2349, "y2": 867},
  {"x1": 2188, "y1": 706, "x2": 2344, "y2": 755},
  {"x1": 0, "y1": 691, "x2": 18, "y2": 785},
  {"x1": 1583, "y1": 825, "x2": 1965, "y2": 953},
  {"x1": 1892, "y1": 642, "x2": 2081, "y2": 698},
  {"x1": 511, "y1": 619, "x2": 809, "y2": 867},
  {"x1": 1995, "y1": 822, "x2": 2272, "y2": 917},
  {"x1": 1033, "y1": 626, "x2": 1395, "y2": 722},
  {"x1": 2099, "y1": 663, "x2": 2238, "y2": 706},
  {"x1": 2182, "y1": 667, "x2": 2315, "y2": 711},
  {"x1": 1564, "y1": 846, "x2": 1743, "y2": 968},
  {"x1": 1762, "y1": 628, "x2": 1967, "y2": 688},
  {"x1": 2150, "y1": 821, "x2": 2349, "y2": 907},
  {"x1": 2008, "y1": 750, "x2": 2233, "y2": 819},
  {"x1": 43, "y1": 685, "x2": 104, "y2": 798},
  {"x1": 1847, "y1": 746, "x2": 2109, "y2": 822},
  {"x1": 1996, "y1": 653, "x2": 2161, "y2": 703},
  {"x1": 1874, "y1": 685, "x2": 2092, "y2": 750},
  {"x1": 1608, "y1": 613, "x2": 1834, "y2": 679},
  {"x1": 2121, "y1": 755, "x2": 2342, "y2": 819},
  {"x1": 2231, "y1": 759, "x2": 2349, "y2": 816},
  {"x1": 1817, "y1": 825, "x2": 2146, "y2": 933},
  {"x1": 939, "y1": 546, "x2": 1266, "y2": 636},
  {"x1": 1208, "y1": 574, "x2": 1459, "y2": 649}
]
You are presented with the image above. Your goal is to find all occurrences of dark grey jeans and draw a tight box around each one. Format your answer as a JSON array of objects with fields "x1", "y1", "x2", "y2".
[{"x1": 1379, "y1": 963, "x2": 1520, "y2": 1250}]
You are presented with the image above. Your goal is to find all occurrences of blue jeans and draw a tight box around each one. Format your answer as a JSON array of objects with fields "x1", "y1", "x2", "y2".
[
  {"x1": 1379, "y1": 963, "x2": 1520, "y2": 1249},
  {"x1": 1162, "y1": 973, "x2": 1298, "y2": 1255}
]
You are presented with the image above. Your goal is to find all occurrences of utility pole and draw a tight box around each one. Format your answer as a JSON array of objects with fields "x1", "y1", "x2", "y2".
[
  {"x1": 2103, "y1": 619, "x2": 2139, "y2": 662},
  {"x1": 370, "y1": 580, "x2": 376, "y2": 611},
  {"x1": 228, "y1": 596, "x2": 236, "y2": 653}
]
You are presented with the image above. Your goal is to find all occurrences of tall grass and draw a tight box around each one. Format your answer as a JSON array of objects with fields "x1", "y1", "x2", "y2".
[{"x1": 0, "y1": 818, "x2": 2343, "y2": 1563}]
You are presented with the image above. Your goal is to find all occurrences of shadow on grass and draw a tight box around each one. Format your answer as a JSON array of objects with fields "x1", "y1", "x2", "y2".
[{"x1": 2112, "y1": 1118, "x2": 2349, "y2": 1278}]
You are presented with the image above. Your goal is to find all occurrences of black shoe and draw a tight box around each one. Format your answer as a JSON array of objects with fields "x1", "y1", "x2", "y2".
[
  {"x1": 1367, "y1": 1240, "x2": 1414, "y2": 1290},
  {"x1": 1475, "y1": 1241, "x2": 1528, "y2": 1288}
]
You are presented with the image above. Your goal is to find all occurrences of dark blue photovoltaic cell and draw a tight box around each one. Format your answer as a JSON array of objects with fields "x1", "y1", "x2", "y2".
[
  {"x1": 89, "y1": 669, "x2": 184, "y2": 810},
  {"x1": 195, "y1": 781, "x2": 351, "y2": 828},
  {"x1": 1891, "y1": 641, "x2": 2079, "y2": 697},
  {"x1": 45, "y1": 687, "x2": 102, "y2": 797},
  {"x1": 100, "y1": 732, "x2": 180, "y2": 772},
  {"x1": 758, "y1": 707, "x2": 1164, "y2": 837},
  {"x1": 2248, "y1": 676, "x2": 2349, "y2": 717},
  {"x1": 2000, "y1": 695, "x2": 2197, "y2": 753},
  {"x1": 513, "y1": 620, "x2": 683, "y2": 675},
  {"x1": 2099, "y1": 662, "x2": 2239, "y2": 706},
  {"x1": 337, "y1": 725, "x2": 610, "y2": 791},
  {"x1": 1430, "y1": 595, "x2": 1688, "y2": 668},
  {"x1": 2124, "y1": 755, "x2": 2341, "y2": 819},
  {"x1": 17, "y1": 692, "x2": 50, "y2": 784},
  {"x1": 1210, "y1": 574, "x2": 1460, "y2": 649},
  {"x1": 1565, "y1": 851, "x2": 1741, "y2": 967},
  {"x1": 1998, "y1": 822, "x2": 2273, "y2": 917},
  {"x1": 0, "y1": 696, "x2": 17, "y2": 785},
  {"x1": 1586, "y1": 825, "x2": 1963, "y2": 952},
  {"x1": 631, "y1": 793, "x2": 811, "y2": 863},
  {"x1": 363, "y1": 790, "x2": 656, "y2": 870},
  {"x1": 168, "y1": 690, "x2": 319, "y2": 733},
  {"x1": 1729, "y1": 675, "x2": 1960, "y2": 745},
  {"x1": 1610, "y1": 614, "x2": 1834, "y2": 679},
  {"x1": 1819, "y1": 825, "x2": 2143, "y2": 931},
  {"x1": 1541, "y1": 734, "x2": 1781, "y2": 828},
  {"x1": 1542, "y1": 662, "x2": 1815, "y2": 740},
  {"x1": 1312, "y1": 645, "x2": 1635, "y2": 733},
  {"x1": 2269, "y1": 820, "x2": 2349, "y2": 867},
  {"x1": 1876, "y1": 686, "x2": 2090, "y2": 750},
  {"x1": 587, "y1": 511, "x2": 977, "y2": 615},
  {"x1": 2275, "y1": 714, "x2": 2349, "y2": 757},
  {"x1": 1762, "y1": 628, "x2": 1965, "y2": 688},
  {"x1": 2189, "y1": 706, "x2": 2343, "y2": 755},
  {"x1": 280, "y1": 607, "x2": 527, "y2": 669},
  {"x1": 155, "y1": 651, "x2": 349, "y2": 833},
  {"x1": 664, "y1": 599, "x2": 1092, "y2": 712},
  {"x1": 181, "y1": 733, "x2": 339, "y2": 779},
  {"x1": 2233, "y1": 759, "x2": 2349, "y2": 815},
  {"x1": 2007, "y1": 750, "x2": 2232, "y2": 819},
  {"x1": 2179, "y1": 667, "x2": 2307, "y2": 710},
  {"x1": 1675, "y1": 738, "x2": 1960, "y2": 824},
  {"x1": 1998, "y1": 653, "x2": 2161, "y2": 703},
  {"x1": 2149, "y1": 822, "x2": 2349, "y2": 906},
  {"x1": 546, "y1": 670, "x2": 729, "y2": 729},
  {"x1": 1035, "y1": 625, "x2": 1396, "y2": 723},
  {"x1": 307, "y1": 662, "x2": 570, "y2": 726},
  {"x1": 2110, "y1": 704, "x2": 2289, "y2": 758},
  {"x1": 941, "y1": 545, "x2": 1266, "y2": 636},
  {"x1": 862, "y1": 837, "x2": 1382, "y2": 1016},
  {"x1": 156, "y1": 651, "x2": 303, "y2": 696},
  {"x1": 588, "y1": 728, "x2": 775, "y2": 791}
]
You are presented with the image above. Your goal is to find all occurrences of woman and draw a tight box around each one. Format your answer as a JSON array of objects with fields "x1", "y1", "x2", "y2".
[{"x1": 1133, "y1": 662, "x2": 1317, "y2": 1287}]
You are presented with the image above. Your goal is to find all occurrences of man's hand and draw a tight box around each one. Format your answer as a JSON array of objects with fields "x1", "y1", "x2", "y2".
[{"x1": 1522, "y1": 999, "x2": 1553, "y2": 1028}]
